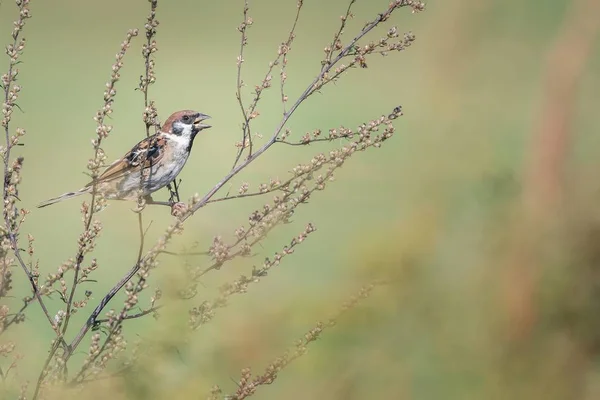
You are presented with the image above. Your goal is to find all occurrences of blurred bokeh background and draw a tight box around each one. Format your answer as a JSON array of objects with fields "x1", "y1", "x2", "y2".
[{"x1": 1, "y1": 0, "x2": 600, "y2": 398}]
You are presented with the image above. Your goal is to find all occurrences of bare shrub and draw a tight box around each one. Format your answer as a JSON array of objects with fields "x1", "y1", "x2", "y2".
[{"x1": 0, "y1": 0, "x2": 425, "y2": 398}]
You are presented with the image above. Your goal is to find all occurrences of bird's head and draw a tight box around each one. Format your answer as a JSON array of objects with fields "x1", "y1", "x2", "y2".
[{"x1": 162, "y1": 110, "x2": 211, "y2": 141}]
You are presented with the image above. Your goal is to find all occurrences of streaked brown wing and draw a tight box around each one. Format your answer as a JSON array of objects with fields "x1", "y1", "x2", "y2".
[{"x1": 85, "y1": 134, "x2": 167, "y2": 186}]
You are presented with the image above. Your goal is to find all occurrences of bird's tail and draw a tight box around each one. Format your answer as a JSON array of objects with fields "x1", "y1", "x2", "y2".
[{"x1": 37, "y1": 187, "x2": 91, "y2": 208}]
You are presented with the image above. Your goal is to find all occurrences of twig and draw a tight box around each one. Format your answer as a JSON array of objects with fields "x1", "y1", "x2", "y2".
[
  {"x1": 189, "y1": 224, "x2": 315, "y2": 329},
  {"x1": 1, "y1": 297, "x2": 31, "y2": 333},
  {"x1": 136, "y1": 212, "x2": 145, "y2": 262},
  {"x1": 232, "y1": 0, "x2": 304, "y2": 168},
  {"x1": 0, "y1": 348, "x2": 20, "y2": 382},
  {"x1": 93, "y1": 305, "x2": 162, "y2": 324},
  {"x1": 60, "y1": 28, "x2": 139, "y2": 351},
  {"x1": 322, "y1": 0, "x2": 356, "y2": 72},
  {"x1": 279, "y1": 1, "x2": 303, "y2": 115},
  {"x1": 140, "y1": 0, "x2": 159, "y2": 137},
  {"x1": 232, "y1": 0, "x2": 252, "y2": 169},
  {"x1": 1, "y1": 0, "x2": 67, "y2": 346},
  {"x1": 65, "y1": 261, "x2": 141, "y2": 359},
  {"x1": 33, "y1": 340, "x2": 61, "y2": 400},
  {"x1": 276, "y1": 138, "x2": 344, "y2": 146},
  {"x1": 160, "y1": 250, "x2": 209, "y2": 256},
  {"x1": 195, "y1": 163, "x2": 332, "y2": 279}
]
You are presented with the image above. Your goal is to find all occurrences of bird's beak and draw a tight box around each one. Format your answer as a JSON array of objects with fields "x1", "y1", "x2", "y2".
[{"x1": 193, "y1": 113, "x2": 211, "y2": 130}]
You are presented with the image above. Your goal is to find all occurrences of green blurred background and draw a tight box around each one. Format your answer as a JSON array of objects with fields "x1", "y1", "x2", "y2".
[{"x1": 1, "y1": 0, "x2": 600, "y2": 398}]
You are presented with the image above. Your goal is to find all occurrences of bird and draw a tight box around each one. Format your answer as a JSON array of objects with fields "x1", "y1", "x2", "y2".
[{"x1": 37, "y1": 110, "x2": 211, "y2": 208}]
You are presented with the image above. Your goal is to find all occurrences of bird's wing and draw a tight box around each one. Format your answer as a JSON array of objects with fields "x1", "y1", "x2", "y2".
[{"x1": 85, "y1": 134, "x2": 167, "y2": 187}]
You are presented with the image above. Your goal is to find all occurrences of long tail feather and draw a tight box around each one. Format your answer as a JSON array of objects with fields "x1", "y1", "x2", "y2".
[{"x1": 37, "y1": 187, "x2": 91, "y2": 208}]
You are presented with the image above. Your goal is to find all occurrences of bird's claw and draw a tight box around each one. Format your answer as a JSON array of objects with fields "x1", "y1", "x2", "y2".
[{"x1": 170, "y1": 201, "x2": 187, "y2": 217}]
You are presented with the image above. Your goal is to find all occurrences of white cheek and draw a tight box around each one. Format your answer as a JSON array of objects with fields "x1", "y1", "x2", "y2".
[{"x1": 173, "y1": 121, "x2": 193, "y2": 139}]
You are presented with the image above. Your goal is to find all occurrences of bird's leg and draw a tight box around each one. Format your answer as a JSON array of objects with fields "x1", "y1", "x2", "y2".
[
  {"x1": 166, "y1": 179, "x2": 182, "y2": 203},
  {"x1": 166, "y1": 180, "x2": 186, "y2": 216},
  {"x1": 144, "y1": 194, "x2": 186, "y2": 217}
]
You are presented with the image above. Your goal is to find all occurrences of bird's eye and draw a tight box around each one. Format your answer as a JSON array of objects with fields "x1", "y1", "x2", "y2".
[{"x1": 182, "y1": 115, "x2": 190, "y2": 122}]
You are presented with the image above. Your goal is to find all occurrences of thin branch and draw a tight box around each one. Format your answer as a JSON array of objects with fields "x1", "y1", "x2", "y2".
[
  {"x1": 33, "y1": 340, "x2": 61, "y2": 400},
  {"x1": 93, "y1": 305, "x2": 162, "y2": 324},
  {"x1": 195, "y1": 170, "x2": 323, "y2": 279},
  {"x1": 276, "y1": 137, "x2": 351, "y2": 146},
  {"x1": 60, "y1": 28, "x2": 139, "y2": 349},
  {"x1": 189, "y1": 224, "x2": 315, "y2": 329},
  {"x1": 160, "y1": 250, "x2": 210, "y2": 256},
  {"x1": 1, "y1": 0, "x2": 66, "y2": 346},
  {"x1": 1, "y1": 297, "x2": 31, "y2": 333},
  {"x1": 65, "y1": 261, "x2": 141, "y2": 359},
  {"x1": 232, "y1": 0, "x2": 304, "y2": 168},
  {"x1": 279, "y1": 0, "x2": 303, "y2": 115},
  {"x1": 322, "y1": 0, "x2": 357, "y2": 72},
  {"x1": 8, "y1": 242, "x2": 58, "y2": 332},
  {"x1": 232, "y1": 0, "x2": 252, "y2": 169},
  {"x1": 140, "y1": 0, "x2": 159, "y2": 137},
  {"x1": 136, "y1": 211, "x2": 145, "y2": 263}
]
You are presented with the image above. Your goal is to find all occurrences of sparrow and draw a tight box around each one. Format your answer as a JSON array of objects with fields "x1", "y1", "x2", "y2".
[{"x1": 37, "y1": 110, "x2": 211, "y2": 208}]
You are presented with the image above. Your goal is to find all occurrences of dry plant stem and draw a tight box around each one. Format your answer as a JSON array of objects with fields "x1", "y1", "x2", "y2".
[
  {"x1": 71, "y1": 89, "x2": 158, "y2": 376},
  {"x1": 205, "y1": 170, "x2": 312, "y2": 206},
  {"x1": 94, "y1": 305, "x2": 161, "y2": 324},
  {"x1": 0, "y1": 356, "x2": 19, "y2": 382},
  {"x1": 160, "y1": 250, "x2": 209, "y2": 256},
  {"x1": 140, "y1": 0, "x2": 159, "y2": 137},
  {"x1": 322, "y1": 0, "x2": 356, "y2": 71},
  {"x1": 195, "y1": 174, "x2": 315, "y2": 278},
  {"x1": 6, "y1": 243, "x2": 56, "y2": 330},
  {"x1": 64, "y1": 0, "x2": 419, "y2": 367},
  {"x1": 72, "y1": 223, "x2": 178, "y2": 382},
  {"x1": 40, "y1": 32, "x2": 140, "y2": 394},
  {"x1": 279, "y1": 57, "x2": 287, "y2": 115},
  {"x1": 60, "y1": 29, "x2": 139, "y2": 344},
  {"x1": 232, "y1": 0, "x2": 251, "y2": 168},
  {"x1": 33, "y1": 340, "x2": 61, "y2": 399},
  {"x1": 61, "y1": 20, "x2": 149, "y2": 366},
  {"x1": 66, "y1": 262, "x2": 141, "y2": 358},
  {"x1": 2, "y1": 300, "x2": 30, "y2": 332},
  {"x1": 203, "y1": 133, "x2": 359, "y2": 205},
  {"x1": 136, "y1": 212, "x2": 145, "y2": 262},
  {"x1": 193, "y1": 107, "x2": 400, "y2": 283},
  {"x1": 277, "y1": 137, "x2": 346, "y2": 146},
  {"x1": 1, "y1": 0, "x2": 65, "y2": 342},
  {"x1": 189, "y1": 224, "x2": 315, "y2": 329},
  {"x1": 232, "y1": 0, "x2": 304, "y2": 168},
  {"x1": 279, "y1": 1, "x2": 303, "y2": 115}
]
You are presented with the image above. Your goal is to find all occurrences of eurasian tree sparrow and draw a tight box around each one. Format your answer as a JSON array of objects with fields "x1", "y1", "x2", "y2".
[{"x1": 37, "y1": 110, "x2": 211, "y2": 208}]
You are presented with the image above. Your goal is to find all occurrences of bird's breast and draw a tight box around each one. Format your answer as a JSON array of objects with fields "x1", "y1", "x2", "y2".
[{"x1": 144, "y1": 139, "x2": 190, "y2": 192}]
